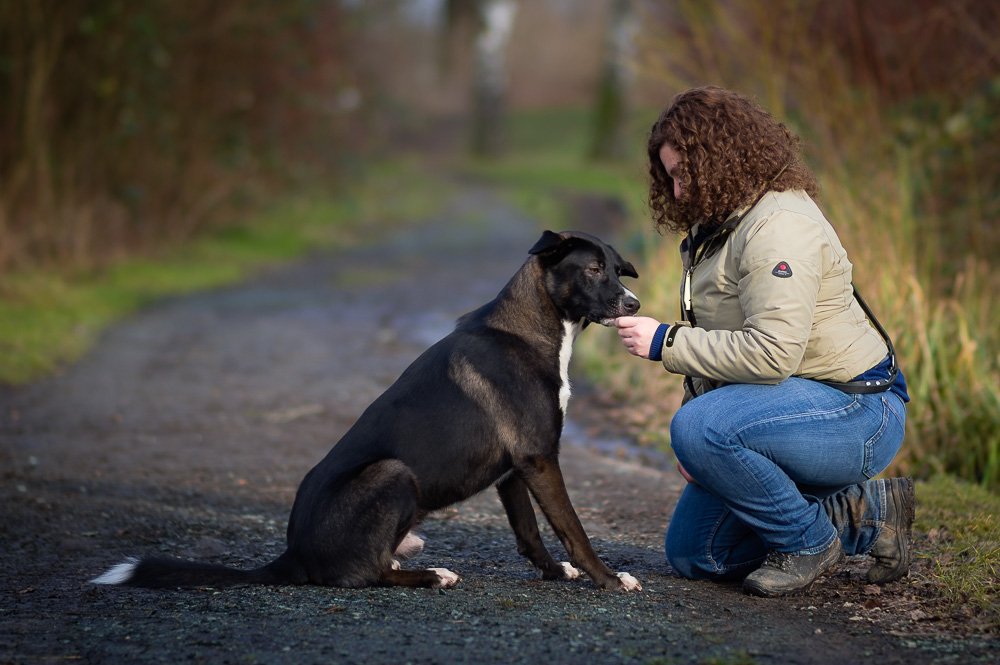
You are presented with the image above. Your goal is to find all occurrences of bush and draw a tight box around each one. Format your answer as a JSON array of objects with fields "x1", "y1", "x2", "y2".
[{"x1": 0, "y1": 0, "x2": 354, "y2": 273}]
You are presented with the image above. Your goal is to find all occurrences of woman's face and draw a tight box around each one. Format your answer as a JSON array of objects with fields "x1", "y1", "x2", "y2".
[{"x1": 658, "y1": 143, "x2": 683, "y2": 200}]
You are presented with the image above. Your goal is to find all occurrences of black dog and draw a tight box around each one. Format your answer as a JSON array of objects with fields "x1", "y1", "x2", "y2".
[{"x1": 92, "y1": 230, "x2": 642, "y2": 592}]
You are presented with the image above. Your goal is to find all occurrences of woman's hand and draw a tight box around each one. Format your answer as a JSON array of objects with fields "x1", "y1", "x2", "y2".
[
  {"x1": 676, "y1": 461, "x2": 698, "y2": 485},
  {"x1": 615, "y1": 316, "x2": 664, "y2": 359}
]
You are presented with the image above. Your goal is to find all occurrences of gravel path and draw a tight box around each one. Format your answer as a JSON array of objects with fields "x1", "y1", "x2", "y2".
[{"x1": 1, "y1": 188, "x2": 996, "y2": 664}]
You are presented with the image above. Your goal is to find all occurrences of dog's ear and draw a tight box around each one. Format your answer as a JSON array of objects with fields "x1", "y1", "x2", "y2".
[
  {"x1": 528, "y1": 230, "x2": 567, "y2": 257},
  {"x1": 619, "y1": 260, "x2": 639, "y2": 279}
]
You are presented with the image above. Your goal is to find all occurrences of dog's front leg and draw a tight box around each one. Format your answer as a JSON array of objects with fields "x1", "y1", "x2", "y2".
[
  {"x1": 517, "y1": 456, "x2": 641, "y2": 592},
  {"x1": 496, "y1": 474, "x2": 579, "y2": 581}
]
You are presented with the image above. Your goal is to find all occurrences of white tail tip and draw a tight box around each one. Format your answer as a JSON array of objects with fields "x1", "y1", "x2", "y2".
[{"x1": 90, "y1": 557, "x2": 139, "y2": 585}]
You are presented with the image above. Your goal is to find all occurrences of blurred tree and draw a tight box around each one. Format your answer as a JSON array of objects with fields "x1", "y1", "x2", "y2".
[
  {"x1": 589, "y1": 0, "x2": 636, "y2": 161},
  {"x1": 443, "y1": 0, "x2": 518, "y2": 156},
  {"x1": 0, "y1": 0, "x2": 352, "y2": 272}
]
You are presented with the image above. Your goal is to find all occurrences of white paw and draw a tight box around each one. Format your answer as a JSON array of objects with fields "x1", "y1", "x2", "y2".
[
  {"x1": 429, "y1": 567, "x2": 461, "y2": 589},
  {"x1": 557, "y1": 562, "x2": 580, "y2": 580},
  {"x1": 617, "y1": 572, "x2": 641, "y2": 592}
]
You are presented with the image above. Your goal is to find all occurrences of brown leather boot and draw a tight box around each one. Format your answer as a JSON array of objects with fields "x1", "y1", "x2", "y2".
[
  {"x1": 867, "y1": 477, "x2": 915, "y2": 584},
  {"x1": 743, "y1": 539, "x2": 844, "y2": 597}
]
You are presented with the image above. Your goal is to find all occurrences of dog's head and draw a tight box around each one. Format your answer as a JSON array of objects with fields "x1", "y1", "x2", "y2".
[{"x1": 529, "y1": 230, "x2": 640, "y2": 326}]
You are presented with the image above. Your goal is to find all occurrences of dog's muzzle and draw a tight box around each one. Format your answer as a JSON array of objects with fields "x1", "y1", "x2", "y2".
[
  {"x1": 597, "y1": 292, "x2": 640, "y2": 326},
  {"x1": 621, "y1": 294, "x2": 640, "y2": 316}
]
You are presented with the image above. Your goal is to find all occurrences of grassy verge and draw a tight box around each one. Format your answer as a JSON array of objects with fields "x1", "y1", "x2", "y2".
[
  {"x1": 911, "y1": 476, "x2": 1000, "y2": 631},
  {"x1": 0, "y1": 160, "x2": 452, "y2": 385}
]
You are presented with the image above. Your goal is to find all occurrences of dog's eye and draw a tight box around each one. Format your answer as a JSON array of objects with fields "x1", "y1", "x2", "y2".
[{"x1": 587, "y1": 266, "x2": 602, "y2": 275}]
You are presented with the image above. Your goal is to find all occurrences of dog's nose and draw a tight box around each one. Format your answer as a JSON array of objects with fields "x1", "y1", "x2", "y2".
[{"x1": 622, "y1": 296, "x2": 640, "y2": 315}]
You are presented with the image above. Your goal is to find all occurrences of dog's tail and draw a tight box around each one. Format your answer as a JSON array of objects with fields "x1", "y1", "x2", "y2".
[{"x1": 90, "y1": 550, "x2": 304, "y2": 589}]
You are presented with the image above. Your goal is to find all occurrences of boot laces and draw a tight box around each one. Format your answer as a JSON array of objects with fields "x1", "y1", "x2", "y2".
[{"x1": 762, "y1": 550, "x2": 794, "y2": 571}]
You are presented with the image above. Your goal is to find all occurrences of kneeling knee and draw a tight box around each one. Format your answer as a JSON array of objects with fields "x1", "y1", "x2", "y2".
[
  {"x1": 665, "y1": 528, "x2": 751, "y2": 582},
  {"x1": 669, "y1": 410, "x2": 710, "y2": 465},
  {"x1": 665, "y1": 525, "x2": 717, "y2": 581}
]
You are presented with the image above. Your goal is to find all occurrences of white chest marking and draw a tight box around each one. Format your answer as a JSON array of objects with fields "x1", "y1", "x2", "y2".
[{"x1": 558, "y1": 320, "x2": 583, "y2": 417}]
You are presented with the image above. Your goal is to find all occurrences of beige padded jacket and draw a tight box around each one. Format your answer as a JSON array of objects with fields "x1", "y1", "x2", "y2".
[{"x1": 659, "y1": 189, "x2": 888, "y2": 397}]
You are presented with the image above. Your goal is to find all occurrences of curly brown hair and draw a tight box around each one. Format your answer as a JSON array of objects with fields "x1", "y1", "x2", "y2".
[{"x1": 647, "y1": 86, "x2": 819, "y2": 234}]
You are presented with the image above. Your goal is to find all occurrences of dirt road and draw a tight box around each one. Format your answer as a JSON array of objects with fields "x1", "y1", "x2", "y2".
[{"x1": 1, "y1": 188, "x2": 995, "y2": 664}]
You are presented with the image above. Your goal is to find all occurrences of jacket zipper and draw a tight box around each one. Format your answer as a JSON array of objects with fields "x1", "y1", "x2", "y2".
[
  {"x1": 682, "y1": 230, "x2": 722, "y2": 327},
  {"x1": 682, "y1": 199, "x2": 758, "y2": 327},
  {"x1": 682, "y1": 267, "x2": 694, "y2": 322}
]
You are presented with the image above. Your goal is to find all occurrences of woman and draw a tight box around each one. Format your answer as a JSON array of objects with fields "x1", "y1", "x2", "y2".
[{"x1": 616, "y1": 86, "x2": 913, "y2": 597}]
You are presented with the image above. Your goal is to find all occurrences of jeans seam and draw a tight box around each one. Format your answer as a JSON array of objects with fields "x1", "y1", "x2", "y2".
[
  {"x1": 704, "y1": 506, "x2": 763, "y2": 575},
  {"x1": 885, "y1": 393, "x2": 906, "y2": 431},
  {"x1": 862, "y1": 397, "x2": 891, "y2": 478},
  {"x1": 704, "y1": 508, "x2": 728, "y2": 574},
  {"x1": 861, "y1": 479, "x2": 887, "y2": 556},
  {"x1": 793, "y1": 532, "x2": 839, "y2": 557}
]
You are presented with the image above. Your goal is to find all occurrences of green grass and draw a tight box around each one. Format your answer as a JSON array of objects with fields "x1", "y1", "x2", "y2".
[
  {"x1": 912, "y1": 475, "x2": 1000, "y2": 629},
  {"x1": 0, "y1": 264, "x2": 242, "y2": 384},
  {"x1": 0, "y1": 159, "x2": 451, "y2": 385}
]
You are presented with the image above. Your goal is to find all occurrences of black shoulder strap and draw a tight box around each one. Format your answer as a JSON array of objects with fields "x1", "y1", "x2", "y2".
[{"x1": 815, "y1": 285, "x2": 899, "y2": 394}]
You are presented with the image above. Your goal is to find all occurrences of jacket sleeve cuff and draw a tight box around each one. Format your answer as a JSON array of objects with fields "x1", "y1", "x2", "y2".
[{"x1": 647, "y1": 324, "x2": 670, "y2": 362}]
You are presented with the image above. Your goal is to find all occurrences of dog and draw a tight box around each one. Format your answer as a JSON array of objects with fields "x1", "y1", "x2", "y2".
[{"x1": 91, "y1": 230, "x2": 642, "y2": 592}]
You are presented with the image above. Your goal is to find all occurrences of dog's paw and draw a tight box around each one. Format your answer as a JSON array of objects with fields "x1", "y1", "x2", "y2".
[
  {"x1": 428, "y1": 567, "x2": 461, "y2": 589},
  {"x1": 540, "y1": 561, "x2": 579, "y2": 581},
  {"x1": 556, "y1": 562, "x2": 580, "y2": 580},
  {"x1": 616, "y1": 572, "x2": 642, "y2": 592}
]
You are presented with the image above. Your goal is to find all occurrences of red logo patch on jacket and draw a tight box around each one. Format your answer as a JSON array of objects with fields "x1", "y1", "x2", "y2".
[{"x1": 772, "y1": 261, "x2": 793, "y2": 278}]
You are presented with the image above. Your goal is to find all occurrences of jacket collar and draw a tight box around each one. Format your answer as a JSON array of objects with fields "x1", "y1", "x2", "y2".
[
  {"x1": 680, "y1": 188, "x2": 779, "y2": 266},
  {"x1": 681, "y1": 209, "x2": 746, "y2": 266}
]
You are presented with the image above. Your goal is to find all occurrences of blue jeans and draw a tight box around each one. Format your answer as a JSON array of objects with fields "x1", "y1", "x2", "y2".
[{"x1": 664, "y1": 378, "x2": 906, "y2": 581}]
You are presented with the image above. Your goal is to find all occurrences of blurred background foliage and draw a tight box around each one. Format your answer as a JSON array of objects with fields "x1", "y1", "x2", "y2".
[
  {"x1": 1, "y1": 0, "x2": 999, "y2": 492},
  {"x1": 0, "y1": 0, "x2": 355, "y2": 271}
]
